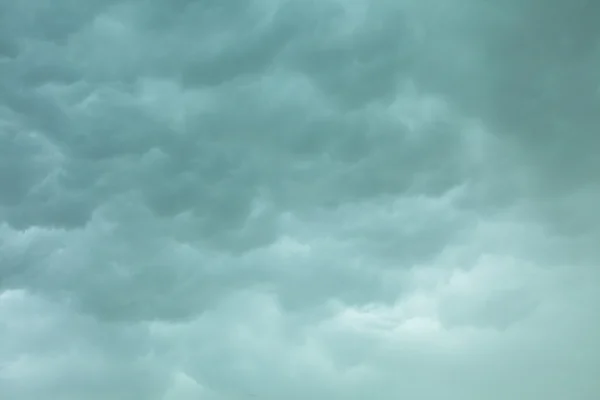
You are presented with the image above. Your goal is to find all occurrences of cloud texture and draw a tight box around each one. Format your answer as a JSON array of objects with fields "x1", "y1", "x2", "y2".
[{"x1": 1, "y1": 0, "x2": 599, "y2": 399}]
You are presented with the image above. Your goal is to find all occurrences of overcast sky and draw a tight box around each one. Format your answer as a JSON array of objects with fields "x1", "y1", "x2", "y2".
[{"x1": 1, "y1": 0, "x2": 599, "y2": 399}]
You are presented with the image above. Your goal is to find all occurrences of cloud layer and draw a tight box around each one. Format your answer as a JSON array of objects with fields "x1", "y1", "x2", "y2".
[{"x1": 1, "y1": 0, "x2": 599, "y2": 399}]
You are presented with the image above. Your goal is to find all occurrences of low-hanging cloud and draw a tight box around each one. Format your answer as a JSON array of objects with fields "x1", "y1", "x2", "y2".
[{"x1": 1, "y1": 0, "x2": 599, "y2": 399}]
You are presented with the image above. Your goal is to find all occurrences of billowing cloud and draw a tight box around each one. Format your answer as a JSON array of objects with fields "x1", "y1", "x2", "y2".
[{"x1": 1, "y1": 0, "x2": 599, "y2": 399}]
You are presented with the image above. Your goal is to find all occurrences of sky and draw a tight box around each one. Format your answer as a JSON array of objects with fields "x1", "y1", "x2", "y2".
[{"x1": 0, "y1": 0, "x2": 599, "y2": 399}]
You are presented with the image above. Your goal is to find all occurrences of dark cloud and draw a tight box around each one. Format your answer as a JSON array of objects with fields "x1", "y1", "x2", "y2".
[{"x1": 1, "y1": 0, "x2": 599, "y2": 399}]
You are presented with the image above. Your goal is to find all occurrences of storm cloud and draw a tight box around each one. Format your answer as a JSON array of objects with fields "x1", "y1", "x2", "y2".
[{"x1": 1, "y1": 0, "x2": 599, "y2": 399}]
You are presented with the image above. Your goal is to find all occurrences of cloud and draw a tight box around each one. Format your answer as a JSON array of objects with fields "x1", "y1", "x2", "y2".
[{"x1": 1, "y1": 0, "x2": 599, "y2": 399}]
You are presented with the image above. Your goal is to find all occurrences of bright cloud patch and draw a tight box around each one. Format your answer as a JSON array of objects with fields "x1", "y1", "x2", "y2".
[{"x1": 1, "y1": 0, "x2": 599, "y2": 399}]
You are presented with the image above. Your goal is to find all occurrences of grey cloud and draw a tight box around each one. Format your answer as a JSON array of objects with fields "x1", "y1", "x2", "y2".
[
  {"x1": 0, "y1": 290, "x2": 167, "y2": 400},
  {"x1": 1, "y1": 0, "x2": 599, "y2": 399}
]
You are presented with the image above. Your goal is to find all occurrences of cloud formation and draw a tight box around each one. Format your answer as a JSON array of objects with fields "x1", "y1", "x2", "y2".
[{"x1": 1, "y1": 0, "x2": 599, "y2": 399}]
